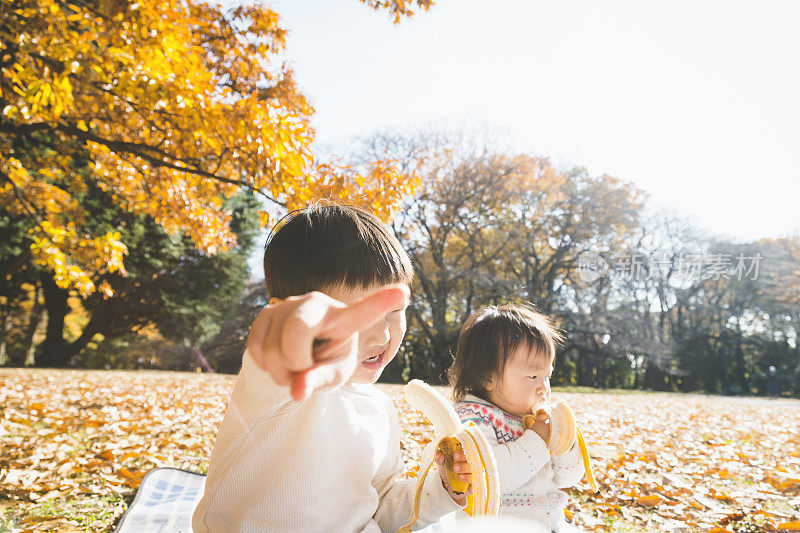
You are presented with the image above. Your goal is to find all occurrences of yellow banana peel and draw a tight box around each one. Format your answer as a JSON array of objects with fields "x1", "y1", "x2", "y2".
[
  {"x1": 523, "y1": 401, "x2": 598, "y2": 492},
  {"x1": 398, "y1": 380, "x2": 501, "y2": 533}
]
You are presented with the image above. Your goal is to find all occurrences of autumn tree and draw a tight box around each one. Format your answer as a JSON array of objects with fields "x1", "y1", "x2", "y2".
[
  {"x1": 1, "y1": 0, "x2": 429, "y2": 365},
  {"x1": 755, "y1": 236, "x2": 800, "y2": 344},
  {"x1": 669, "y1": 237, "x2": 800, "y2": 394},
  {"x1": 348, "y1": 129, "x2": 645, "y2": 382},
  {"x1": 496, "y1": 164, "x2": 645, "y2": 316},
  {"x1": 35, "y1": 186, "x2": 259, "y2": 367},
  {"x1": 347, "y1": 130, "x2": 524, "y2": 380},
  {"x1": 199, "y1": 279, "x2": 269, "y2": 374},
  {"x1": 0, "y1": 213, "x2": 37, "y2": 364},
  {"x1": 1, "y1": 0, "x2": 423, "y2": 294}
]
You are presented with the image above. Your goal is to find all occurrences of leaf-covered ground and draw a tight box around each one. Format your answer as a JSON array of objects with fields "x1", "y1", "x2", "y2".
[{"x1": 1, "y1": 369, "x2": 799, "y2": 532}]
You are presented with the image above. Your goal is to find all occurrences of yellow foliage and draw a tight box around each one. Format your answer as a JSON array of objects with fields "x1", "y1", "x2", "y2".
[
  {"x1": 1, "y1": 0, "x2": 418, "y2": 295},
  {"x1": 359, "y1": 0, "x2": 434, "y2": 23}
]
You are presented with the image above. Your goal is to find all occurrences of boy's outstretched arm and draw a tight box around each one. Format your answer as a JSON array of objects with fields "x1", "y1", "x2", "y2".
[
  {"x1": 247, "y1": 284, "x2": 410, "y2": 401},
  {"x1": 372, "y1": 403, "x2": 468, "y2": 531}
]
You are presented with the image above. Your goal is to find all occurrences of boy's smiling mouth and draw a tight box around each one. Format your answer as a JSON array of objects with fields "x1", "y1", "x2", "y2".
[{"x1": 361, "y1": 344, "x2": 389, "y2": 369}]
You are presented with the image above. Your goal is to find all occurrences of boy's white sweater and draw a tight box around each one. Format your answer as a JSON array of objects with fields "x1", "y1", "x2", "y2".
[
  {"x1": 454, "y1": 395, "x2": 585, "y2": 532},
  {"x1": 192, "y1": 350, "x2": 463, "y2": 533}
]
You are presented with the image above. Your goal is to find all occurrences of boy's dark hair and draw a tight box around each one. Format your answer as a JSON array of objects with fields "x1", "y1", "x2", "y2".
[
  {"x1": 263, "y1": 201, "x2": 414, "y2": 299},
  {"x1": 448, "y1": 303, "x2": 564, "y2": 402}
]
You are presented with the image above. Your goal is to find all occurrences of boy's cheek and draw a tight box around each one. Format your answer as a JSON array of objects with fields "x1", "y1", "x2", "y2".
[
  {"x1": 384, "y1": 339, "x2": 401, "y2": 365},
  {"x1": 389, "y1": 317, "x2": 406, "y2": 352},
  {"x1": 395, "y1": 315, "x2": 407, "y2": 337}
]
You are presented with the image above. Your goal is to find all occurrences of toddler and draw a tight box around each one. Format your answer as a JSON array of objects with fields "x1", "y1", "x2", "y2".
[{"x1": 448, "y1": 303, "x2": 585, "y2": 532}]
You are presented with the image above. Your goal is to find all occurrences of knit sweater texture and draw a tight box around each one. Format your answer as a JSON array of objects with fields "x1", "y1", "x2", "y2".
[
  {"x1": 454, "y1": 395, "x2": 585, "y2": 532},
  {"x1": 192, "y1": 350, "x2": 463, "y2": 532}
]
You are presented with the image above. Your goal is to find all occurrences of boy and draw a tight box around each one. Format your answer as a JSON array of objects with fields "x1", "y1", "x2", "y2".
[{"x1": 192, "y1": 203, "x2": 470, "y2": 532}]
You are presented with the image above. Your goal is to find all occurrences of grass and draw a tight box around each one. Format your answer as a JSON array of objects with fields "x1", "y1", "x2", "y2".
[{"x1": 1, "y1": 494, "x2": 129, "y2": 532}]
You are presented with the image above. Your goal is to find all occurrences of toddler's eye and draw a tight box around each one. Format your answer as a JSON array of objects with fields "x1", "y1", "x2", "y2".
[{"x1": 528, "y1": 375, "x2": 538, "y2": 380}]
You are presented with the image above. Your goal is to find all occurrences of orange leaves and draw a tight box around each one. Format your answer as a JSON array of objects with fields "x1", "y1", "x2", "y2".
[
  {"x1": 2, "y1": 0, "x2": 415, "y2": 297},
  {"x1": 116, "y1": 467, "x2": 145, "y2": 488},
  {"x1": 3, "y1": 371, "x2": 799, "y2": 531},
  {"x1": 96, "y1": 450, "x2": 115, "y2": 461},
  {"x1": 635, "y1": 494, "x2": 664, "y2": 507},
  {"x1": 298, "y1": 159, "x2": 418, "y2": 224},
  {"x1": 26, "y1": 221, "x2": 128, "y2": 297},
  {"x1": 765, "y1": 472, "x2": 800, "y2": 493},
  {"x1": 1, "y1": 368, "x2": 234, "y2": 530},
  {"x1": 392, "y1": 386, "x2": 800, "y2": 532},
  {"x1": 358, "y1": 0, "x2": 434, "y2": 24},
  {"x1": 708, "y1": 487, "x2": 736, "y2": 503}
]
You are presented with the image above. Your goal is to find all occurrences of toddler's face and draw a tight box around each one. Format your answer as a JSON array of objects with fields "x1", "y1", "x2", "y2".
[
  {"x1": 486, "y1": 344, "x2": 553, "y2": 419},
  {"x1": 324, "y1": 283, "x2": 409, "y2": 385}
]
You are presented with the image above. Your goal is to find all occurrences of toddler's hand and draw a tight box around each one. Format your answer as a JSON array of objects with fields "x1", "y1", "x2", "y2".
[
  {"x1": 246, "y1": 284, "x2": 409, "y2": 401},
  {"x1": 435, "y1": 450, "x2": 472, "y2": 506},
  {"x1": 528, "y1": 411, "x2": 551, "y2": 445}
]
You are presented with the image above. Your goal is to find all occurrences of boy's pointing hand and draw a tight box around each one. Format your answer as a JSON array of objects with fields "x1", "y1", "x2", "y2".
[{"x1": 247, "y1": 283, "x2": 410, "y2": 401}]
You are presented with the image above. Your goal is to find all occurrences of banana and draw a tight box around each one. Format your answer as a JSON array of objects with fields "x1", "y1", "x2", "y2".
[
  {"x1": 405, "y1": 378, "x2": 462, "y2": 435},
  {"x1": 438, "y1": 437, "x2": 469, "y2": 494},
  {"x1": 399, "y1": 380, "x2": 501, "y2": 532},
  {"x1": 523, "y1": 400, "x2": 598, "y2": 492}
]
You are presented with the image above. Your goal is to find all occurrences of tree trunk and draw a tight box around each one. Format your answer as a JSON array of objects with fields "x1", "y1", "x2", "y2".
[
  {"x1": 37, "y1": 275, "x2": 114, "y2": 366},
  {"x1": 187, "y1": 343, "x2": 214, "y2": 373},
  {"x1": 23, "y1": 286, "x2": 45, "y2": 366},
  {"x1": 0, "y1": 306, "x2": 8, "y2": 365},
  {"x1": 66, "y1": 312, "x2": 107, "y2": 358},
  {"x1": 643, "y1": 360, "x2": 670, "y2": 391},
  {"x1": 37, "y1": 275, "x2": 71, "y2": 367},
  {"x1": 734, "y1": 318, "x2": 748, "y2": 393}
]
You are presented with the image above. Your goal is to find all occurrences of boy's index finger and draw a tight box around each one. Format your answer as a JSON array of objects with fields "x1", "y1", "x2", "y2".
[
  {"x1": 321, "y1": 284, "x2": 409, "y2": 340},
  {"x1": 279, "y1": 292, "x2": 342, "y2": 373}
]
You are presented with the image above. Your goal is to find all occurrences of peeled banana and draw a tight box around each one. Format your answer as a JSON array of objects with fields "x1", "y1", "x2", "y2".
[
  {"x1": 437, "y1": 436, "x2": 469, "y2": 494},
  {"x1": 399, "y1": 380, "x2": 501, "y2": 532},
  {"x1": 523, "y1": 400, "x2": 598, "y2": 491}
]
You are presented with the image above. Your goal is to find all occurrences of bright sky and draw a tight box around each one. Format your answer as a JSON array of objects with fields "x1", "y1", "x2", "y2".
[{"x1": 267, "y1": 0, "x2": 800, "y2": 242}]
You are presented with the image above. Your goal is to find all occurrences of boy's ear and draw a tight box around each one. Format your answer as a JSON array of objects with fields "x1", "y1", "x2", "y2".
[{"x1": 484, "y1": 376, "x2": 495, "y2": 391}]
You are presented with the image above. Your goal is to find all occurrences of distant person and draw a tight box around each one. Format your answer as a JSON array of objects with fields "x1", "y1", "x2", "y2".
[
  {"x1": 768, "y1": 365, "x2": 778, "y2": 398},
  {"x1": 448, "y1": 304, "x2": 588, "y2": 533}
]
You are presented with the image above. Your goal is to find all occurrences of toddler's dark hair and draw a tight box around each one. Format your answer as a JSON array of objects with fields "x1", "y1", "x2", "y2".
[
  {"x1": 263, "y1": 201, "x2": 413, "y2": 299},
  {"x1": 448, "y1": 303, "x2": 563, "y2": 401}
]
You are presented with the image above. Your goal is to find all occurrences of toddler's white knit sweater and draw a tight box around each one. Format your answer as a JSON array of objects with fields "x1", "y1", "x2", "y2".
[
  {"x1": 192, "y1": 350, "x2": 463, "y2": 532},
  {"x1": 454, "y1": 395, "x2": 585, "y2": 532}
]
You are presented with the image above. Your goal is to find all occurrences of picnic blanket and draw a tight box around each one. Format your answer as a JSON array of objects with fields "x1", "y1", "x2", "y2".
[
  {"x1": 112, "y1": 468, "x2": 569, "y2": 532},
  {"x1": 114, "y1": 467, "x2": 205, "y2": 533}
]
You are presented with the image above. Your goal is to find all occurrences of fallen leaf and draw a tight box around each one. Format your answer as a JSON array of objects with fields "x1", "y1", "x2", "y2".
[{"x1": 637, "y1": 494, "x2": 664, "y2": 507}]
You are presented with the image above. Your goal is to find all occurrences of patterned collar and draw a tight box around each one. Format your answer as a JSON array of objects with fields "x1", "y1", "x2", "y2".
[{"x1": 454, "y1": 394, "x2": 525, "y2": 443}]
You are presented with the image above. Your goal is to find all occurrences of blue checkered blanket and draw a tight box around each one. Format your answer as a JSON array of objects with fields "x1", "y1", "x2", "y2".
[
  {"x1": 114, "y1": 468, "x2": 205, "y2": 533},
  {"x1": 112, "y1": 468, "x2": 568, "y2": 532}
]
